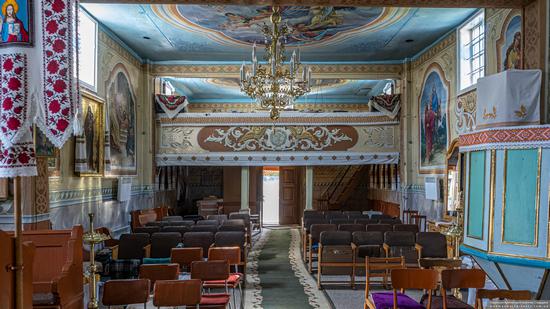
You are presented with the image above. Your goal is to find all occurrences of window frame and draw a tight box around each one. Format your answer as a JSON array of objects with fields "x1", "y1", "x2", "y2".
[
  {"x1": 456, "y1": 9, "x2": 486, "y2": 95},
  {"x1": 78, "y1": 7, "x2": 99, "y2": 93}
]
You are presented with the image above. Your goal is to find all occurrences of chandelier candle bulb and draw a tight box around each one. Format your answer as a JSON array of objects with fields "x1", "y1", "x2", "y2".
[{"x1": 252, "y1": 42, "x2": 256, "y2": 60}]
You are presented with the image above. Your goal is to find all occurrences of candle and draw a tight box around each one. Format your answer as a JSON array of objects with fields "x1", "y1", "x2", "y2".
[
  {"x1": 240, "y1": 62, "x2": 245, "y2": 81},
  {"x1": 252, "y1": 42, "x2": 256, "y2": 60}
]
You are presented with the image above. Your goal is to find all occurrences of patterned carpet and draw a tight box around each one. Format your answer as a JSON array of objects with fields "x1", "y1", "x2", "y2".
[{"x1": 245, "y1": 226, "x2": 331, "y2": 309}]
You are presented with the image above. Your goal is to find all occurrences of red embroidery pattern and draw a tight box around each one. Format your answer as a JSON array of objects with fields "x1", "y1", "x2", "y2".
[
  {"x1": 155, "y1": 95, "x2": 188, "y2": 111},
  {"x1": 460, "y1": 126, "x2": 550, "y2": 146},
  {"x1": 40, "y1": 0, "x2": 78, "y2": 147},
  {"x1": 0, "y1": 140, "x2": 37, "y2": 177},
  {"x1": 0, "y1": 54, "x2": 28, "y2": 148}
]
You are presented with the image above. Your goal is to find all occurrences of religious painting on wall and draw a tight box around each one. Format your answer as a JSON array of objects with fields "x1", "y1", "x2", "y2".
[
  {"x1": 0, "y1": 0, "x2": 32, "y2": 46},
  {"x1": 34, "y1": 125, "x2": 56, "y2": 157},
  {"x1": 497, "y1": 13, "x2": 522, "y2": 72},
  {"x1": 106, "y1": 64, "x2": 137, "y2": 176},
  {"x1": 75, "y1": 91, "x2": 104, "y2": 176},
  {"x1": 419, "y1": 63, "x2": 449, "y2": 174}
]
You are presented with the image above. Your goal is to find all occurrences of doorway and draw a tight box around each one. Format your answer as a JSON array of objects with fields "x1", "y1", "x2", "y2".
[{"x1": 262, "y1": 166, "x2": 280, "y2": 225}]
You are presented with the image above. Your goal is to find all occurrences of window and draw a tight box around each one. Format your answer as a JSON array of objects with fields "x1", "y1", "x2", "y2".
[
  {"x1": 78, "y1": 8, "x2": 98, "y2": 91},
  {"x1": 458, "y1": 11, "x2": 485, "y2": 92}
]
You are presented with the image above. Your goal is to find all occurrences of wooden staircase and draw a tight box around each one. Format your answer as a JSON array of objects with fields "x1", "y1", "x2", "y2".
[{"x1": 318, "y1": 165, "x2": 365, "y2": 210}]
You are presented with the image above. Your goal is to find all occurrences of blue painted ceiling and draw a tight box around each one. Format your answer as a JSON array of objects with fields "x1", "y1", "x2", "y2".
[
  {"x1": 82, "y1": 4, "x2": 476, "y2": 62},
  {"x1": 164, "y1": 78, "x2": 388, "y2": 103}
]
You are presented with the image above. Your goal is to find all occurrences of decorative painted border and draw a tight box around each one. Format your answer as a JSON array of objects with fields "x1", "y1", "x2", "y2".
[
  {"x1": 459, "y1": 125, "x2": 550, "y2": 152},
  {"x1": 49, "y1": 185, "x2": 154, "y2": 208},
  {"x1": 156, "y1": 152, "x2": 399, "y2": 167},
  {"x1": 158, "y1": 112, "x2": 399, "y2": 127}
]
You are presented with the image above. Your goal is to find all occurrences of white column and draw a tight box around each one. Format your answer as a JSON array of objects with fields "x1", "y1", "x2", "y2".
[
  {"x1": 241, "y1": 166, "x2": 249, "y2": 210},
  {"x1": 305, "y1": 166, "x2": 313, "y2": 210}
]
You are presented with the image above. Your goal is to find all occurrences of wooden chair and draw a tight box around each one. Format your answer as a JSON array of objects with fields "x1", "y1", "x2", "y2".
[
  {"x1": 171, "y1": 247, "x2": 204, "y2": 272},
  {"x1": 402, "y1": 210, "x2": 418, "y2": 224},
  {"x1": 387, "y1": 269, "x2": 438, "y2": 309},
  {"x1": 190, "y1": 260, "x2": 231, "y2": 308},
  {"x1": 364, "y1": 256, "x2": 405, "y2": 309},
  {"x1": 153, "y1": 279, "x2": 201, "y2": 309},
  {"x1": 437, "y1": 269, "x2": 486, "y2": 309},
  {"x1": 317, "y1": 231, "x2": 356, "y2": 289},
  {"x1": 138, "y1": 264, "x2": 179, "y2": 292},
  {"x1": 0, "y1": 230, "x2": 35, "y2": 309},
  {"x1": 207, "y1": 247, "x2": 244, "y2": 308},
  {"x1": 308, "y1": 224, "x2": 337, "y2": 273},
  {"x1": 102, "y1": 279, "x2": 150, "y2": 309},
  {"x1": 411, "y1": 214, "x2": 427, "y2": 232},
  {"x1": 475, "y1": 289, "x2": 531, "y2": 309},
  {"x1": 301, "y1": 218, "x2": 327, "y2": 262}
]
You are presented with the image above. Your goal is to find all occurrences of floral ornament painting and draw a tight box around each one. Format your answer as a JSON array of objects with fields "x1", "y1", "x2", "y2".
[{"x1": 0, "y1": 0, "x2": 32, "y2": 46}]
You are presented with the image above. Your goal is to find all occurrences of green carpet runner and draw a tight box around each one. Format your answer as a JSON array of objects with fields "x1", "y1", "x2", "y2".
[{"x1": 257, "y1": 228, "x2": 313, "y2": 308}]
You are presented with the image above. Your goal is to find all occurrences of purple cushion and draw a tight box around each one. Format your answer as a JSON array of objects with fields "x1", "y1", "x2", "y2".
[{"x1": 371, "y1": 292, "x2": 425, "y2": 309}]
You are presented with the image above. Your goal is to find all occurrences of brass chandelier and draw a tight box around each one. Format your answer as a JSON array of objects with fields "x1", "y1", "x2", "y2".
[{"x1": 240, "y1": 6, "x2": 312, "y2": 120}]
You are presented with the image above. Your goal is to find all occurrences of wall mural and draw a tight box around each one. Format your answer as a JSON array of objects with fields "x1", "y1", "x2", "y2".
[
  {"x1": 156, "y1": 5, "x2": 407, "y2": 47},
  {"x1": 419, "y1": 63, "x2": 449, "y2": 173},
  {"x1": 497, "y1": 13, "x2": 522, "y2": 72},
  {"x1": 0, "y1": 0, "x2": 32, "y2": 46},
  {"x1": 106, "y1": 64, "x2": 137, "y2": 176},
  {"x1": 201, "y1": 126, "x2": 355, "y2": 152}
]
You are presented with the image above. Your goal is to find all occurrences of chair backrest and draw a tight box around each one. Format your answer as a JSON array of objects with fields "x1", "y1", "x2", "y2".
[
  {"x1": 161, "y1": 226, "x2": 191, "y2": 237},
  {"x1": 393, "y1": 224, "x2": 419, "y2": 233},
  {"x1": 134, "y1": 226, "x2": 161, "y2": 235},
  {"x1": 150, "y1": 232, "x2": 182, "y2": 258},
  {"x1": 190, "y1": 225, "x2": 219, "y2": 233},
  {"x1": 196, "y1": 219, "x2": 219, "y2": 226},
  {"x1": 419, "y1": 258, "x2": 462, "y2": 269},
  {"x1": 355, "y1": 218, "x2": 378, "y2": 225},
  {"x1": 228, "y1": 213, "x2": 250, "y2": 226},
  {"x1": 102, "y1": 279, "x2": 150, "y2": 306},
  {"x1": 153, "y1": 279, "x2": 202, "y2": 307},
  {"x1": 325, "y1": 213, "x2": 348, "y2": 221},
  {"x1": 303, "y1": 210, "x2": 324, "y2": 220},
  {"x1": 214, "y1": 231, "x2": 246, "y2": 248},
  {"x1": 330, "y1": 218, "x2": 352, "y2": 226},
  {"x1": 343, "y1": 211, "x2": 362, "y2": 217},
  {"x1": 352, "y1": 231, "x2": 384, "y2": 246},
  {"x1": 304, "y1": 218, "x2": 328, "y2": 232},
  {"x1": 163, "y1": 216, "x2": 184, "y2": 222},
  {"x1": 371, "y1": 214, "x2": 393, "y2": 220},
  {"x1": 475, "y1": 289, "x2": 531, "y2": 309},
  {"x1": 145, "y1": 221, "x2": 164, "y2": 227},
  {"x1": 183, "y1": 232, "x2": 215, "y2": 258},
  {"x1": 366, "y1": 224, "x2": 393, "y2": 233},
  {"x1": 319, "y1": 231, "x2": 352, "y2": 245},
  {"x1": 416, "y1": 232, "x2": 447, "y2": 258},
  {"x1": 138, "y1": 264, "x2": 179, "y2": 290},
  {"x1": 222, "y1": 219, "x2": 246, "y2": 227},
  {"x1": 118, "y1": 233, "x2": 149, "y2": 260},
  {"x1": 310, "y1": 224, "x2": 337, "y2": 242},
  {"x1": 163, "y1": 220, "x2": 195, "y2": 227},
  {"x1": 391, "y1": 268, "x2": 439, "y2": 290},
  {"x1": 380, "y1": 218, "x2": 402, "y2": 225},
  {"x1": 171, "y1": 247, "x2": 204, "y2": 271},
  {"x1": 338, "y1": 224, "x2": 365, "y2": 233},
  {"x1": 208, "y1": 246, "x2": 242, "y2": 266},
  {"x1": 191, "y1": 260, "x2": 230, "y2": 281},
  {"x1": 384, "y1": 231, "x2": 416, "y2": 246},
  {"x1": 207, "y1": 214, "x2": 228, "y2": 224},
  {"x1": 441, "y1": 269, "x2": 486, "y2": 289}
]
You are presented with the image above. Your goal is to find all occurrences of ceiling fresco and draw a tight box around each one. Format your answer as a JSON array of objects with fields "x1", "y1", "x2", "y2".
[
  {"x1": 82, "y1": 4, "x2": 477, "y2": 62},
  {"x1": 164, "y1": 77, "x2": 387, "y2": 103}
]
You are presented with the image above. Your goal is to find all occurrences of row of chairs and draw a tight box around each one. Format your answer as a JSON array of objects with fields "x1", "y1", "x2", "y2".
[
  {"x1": 103, "y1": 248, "x2": 244, "y2": 309},
  {"x1": 363, "y1": 258, "x2": 531, "y2": 309},
  {"x1": 108, "y1": 231, "x2": 247, "y2": 280},
  {"x1": 311, "y1": 230, "x2": 447, "y2": 288},
  {"x1": 303, "y1": 210, "x2": 394, "y2": 221},
  {"x1": 303, "y1": 223, "x2": 429, "y2": 268},
  {"x1": 137, "y1": 220, "x2": 247, "y2": 236}
]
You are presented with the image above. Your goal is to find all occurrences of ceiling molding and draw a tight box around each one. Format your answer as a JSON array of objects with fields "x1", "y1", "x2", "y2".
[
  {"x1": 81, "y1": 0, "x2": 532, "y2": 9},
  {"x1": 151, "y1": 63, "x2": 403, "y2": 79}
]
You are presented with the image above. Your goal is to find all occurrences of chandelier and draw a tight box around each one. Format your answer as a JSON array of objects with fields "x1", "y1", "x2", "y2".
[{"x1": 240, "y1": 6, "x2": 312, "y2": 120}]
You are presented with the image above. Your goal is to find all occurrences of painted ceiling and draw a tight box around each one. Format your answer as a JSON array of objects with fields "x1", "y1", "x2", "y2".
[
  {"x1": 82, "y1": 4, "x2": 477, "y2": 62},
  {"x1": 164, "y1": 78, "x2": 389, "y2": 103}
]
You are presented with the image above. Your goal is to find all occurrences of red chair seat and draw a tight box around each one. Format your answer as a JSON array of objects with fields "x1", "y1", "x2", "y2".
[
  {"x1": 203, "y1": 273, "x2": 243, "y2": 288},
  {"x1": 200, "y1": 293, "x2": 231, "y2": 306}
]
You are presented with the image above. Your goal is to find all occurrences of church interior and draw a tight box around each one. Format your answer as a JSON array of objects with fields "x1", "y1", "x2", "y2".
[{"x1": 1, "y1": 0, "x2": 550, "y2": 308}]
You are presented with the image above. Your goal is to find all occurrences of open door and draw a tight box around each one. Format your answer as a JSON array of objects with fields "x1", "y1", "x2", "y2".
[{"x1": 279, "y1": 167, "x2": 299, "y2": 224}]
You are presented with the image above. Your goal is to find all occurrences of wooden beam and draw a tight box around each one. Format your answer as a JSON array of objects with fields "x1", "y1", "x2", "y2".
[{"x1": 80, "y1": 0, "x2": 533, "y2": 9}]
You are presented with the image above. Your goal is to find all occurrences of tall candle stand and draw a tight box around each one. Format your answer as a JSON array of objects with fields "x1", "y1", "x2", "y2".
[
  {"x1": 444, "y1": 191, "x2": 464, "y2": 299},
  {"x1": 83, "y1": 213, "x2": 110, "y2": 309}
]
